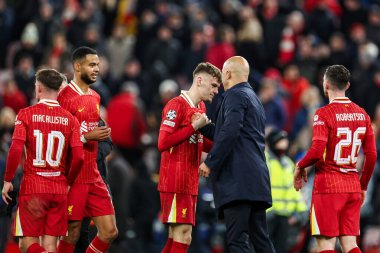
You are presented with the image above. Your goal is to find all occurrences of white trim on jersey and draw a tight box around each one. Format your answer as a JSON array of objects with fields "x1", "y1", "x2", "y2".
[{"x1": 38, "y1": 99, "x2": 60, "y2": 107}]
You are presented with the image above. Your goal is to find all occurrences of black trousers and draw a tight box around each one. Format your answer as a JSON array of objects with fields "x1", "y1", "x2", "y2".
[{"x1": 222, "y1": 201, "x2": 276, "y2": 253}]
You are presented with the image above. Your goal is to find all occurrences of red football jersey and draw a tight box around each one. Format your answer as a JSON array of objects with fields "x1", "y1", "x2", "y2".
[
  {"x1": 311, "y1": 97, "x2": 375, "y2": 193},
  {"x1": 57, "y1": 81, "x2": 101, "y2": 183},
  {"x1": 11, "y1": 99, "x2": 82, "y2": 194},
  {"x1": 158, "y1": 92, "x2": 206, "y2": 195}
]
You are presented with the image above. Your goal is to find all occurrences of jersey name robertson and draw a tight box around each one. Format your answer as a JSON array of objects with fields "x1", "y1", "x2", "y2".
[{"x1": 335, "y1": 113, "x2": 365, "y2": 121}]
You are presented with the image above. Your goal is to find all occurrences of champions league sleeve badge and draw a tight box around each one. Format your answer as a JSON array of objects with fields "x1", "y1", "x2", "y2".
[{"x1": 166, "y1": 110, "x2": 177, "y2": 120}]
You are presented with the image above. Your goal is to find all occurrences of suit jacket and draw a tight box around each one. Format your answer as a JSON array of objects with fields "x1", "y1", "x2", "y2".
[{"x1": 203, "y1": 82, "x2": 272, "y2": 209}]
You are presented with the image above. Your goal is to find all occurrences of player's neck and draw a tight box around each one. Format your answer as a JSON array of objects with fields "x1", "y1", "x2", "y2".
[
  {"x1": 187, "y1": 89, "x2": 201, "y2": 106},
  {"x1": 328, "y1": 91, "x2": 346, "y2": 102},
  {"x1": 73, "y1": 78, "x2": 90, "y2": 94},
  {"x1": 39, "y1": 93, "x2": 58, "y2": 101}
]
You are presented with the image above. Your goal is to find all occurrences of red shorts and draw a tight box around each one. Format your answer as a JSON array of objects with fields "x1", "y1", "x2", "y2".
[
  {"x1": 310, "y1": 192, "x2": 362, "y2": 237},
  {"x1": 14, "y1": 193, "x2": 67, "y2": 237},
  {"x1": 160, "y1": 192, "x2": 197, "y2": 226},
  {"x1": 67, "y1": 181, "x2": 114, "y2": 220}
]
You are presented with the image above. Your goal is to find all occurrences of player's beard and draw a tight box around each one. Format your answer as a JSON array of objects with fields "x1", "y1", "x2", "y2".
[{"x1": 81, "y1": 72, "x2": 96, "y2": 86}]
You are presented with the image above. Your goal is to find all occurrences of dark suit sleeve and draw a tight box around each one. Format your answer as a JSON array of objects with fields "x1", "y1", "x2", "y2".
[
  {"x1": 204, "y1": 91, "x2": 246, "y2": 174},
  {"x1": 199, "y1": 123, "x2": 215, "y2": 140}
]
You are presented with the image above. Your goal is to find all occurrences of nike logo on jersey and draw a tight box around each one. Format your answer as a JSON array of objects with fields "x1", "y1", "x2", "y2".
[{"x1": 78, "y1": 107, "x2": 85, "y2": 112}]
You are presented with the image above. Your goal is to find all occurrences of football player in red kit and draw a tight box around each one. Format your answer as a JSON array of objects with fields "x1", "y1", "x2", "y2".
[
  {"x1": 57, "y1": 47, "x2": 117, "y2": 253},
  {"x1": 1, "y1": 69, "x2": 84, "y2": 253},
  {"x1": 294, "y1": 65, "x2": 377, "y2": 253},
  {"x1": 158, "y1": 62, "x2": 221, "y2": 253}
]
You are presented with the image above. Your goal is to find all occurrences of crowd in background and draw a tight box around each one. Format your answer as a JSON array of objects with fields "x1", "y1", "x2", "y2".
[{"x1": 0, "y1": 0, "x2": 380, "y2": 252}]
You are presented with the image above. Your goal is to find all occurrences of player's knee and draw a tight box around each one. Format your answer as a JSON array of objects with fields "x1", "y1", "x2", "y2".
[
  {"x1": 18, "y1": 242, "x2": 27, "y2": 253},
  {"x1": 67, "y1": 222, "x2": 82, "y2": 243},
  {"x1": 183, "y1": 232, "x2": 192, "y2": 245},
  {"x1": 99, "y1": 226, "x2": 118, "y2": 243}
]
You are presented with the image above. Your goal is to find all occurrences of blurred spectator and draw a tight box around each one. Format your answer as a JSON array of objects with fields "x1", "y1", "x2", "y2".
[
  {"x1": 33, "y1": 1, "x2": 61, "y2": 49},
  {"x1": 8, "y1": 22, "x2": 42, "y2": 68},
  {"x1": 259, "y1": 77, "x2": 286, "y2": 130},
  {"x1": 0, "y1": 0, "x2": 14, "y2": 68},
  {"x1": 294, "y1": 35, "x2": 319, "y2": 84},
  {"x1": 324, "y1": 32, "x2": 352, "y2": 70},
  {"x1": 2, "y1": 78, "x2": 27, "y2": 114},
  {"x1": 134, "y1": 9, "x2": 159, "y2": 61},
  {"x1": 235, "y1": 6, "x2": 266, "y2": 72},
  {"x1": 308, "y1": 0, "x2": 339, "y2": 42},
  {"x1": 42, "y1": 31, "x2": 73, "y2": 72},
  {"x1": 350, "y1": 41, "x2": 379, "y2": 113},
  {"x1": 83, "y1": 23, "x2": 106, "y2": 55},
  {"x1": 281, "y1": 64, "x2": 310, "y2": 131},
  {"x1": 13, "y1": 54, "x2": 35, "y2": 103},
  {"x1": 91, "y1": 55, "x2": 112, "y2": 106},
  {"x1": 277, "y1": 10, "x2": 305, "y2": 66},
  {"x1": 107, "y1": 81, "x2": 147, "y2": 166},
  {"x1": 290, "y1": 86, "x2": 322, "y2": 141},
  {"x1": 205, "y1": 24, "x2": 236, "y2": 70},
  {"x1": 106, "y1": 24, "x2": 135, "y2": 80},
  {"x1": 143, "y1": 25, "x2": 182, "y2": 82},
  {"x1": 341, "y1": 0, "x2": 368, "y2": 37},
  {"x1": 265, "y1": 129, "x2": 308, "y2": 253},
  {"x1": 257, "y1": 0, "x2": 286, "y2": 69},
  {"x1": 181, "y1": 28, "x2": 207, "y2": 83},
  {"x1": 366, "y1": 5, "x2": 380, "y2": 47}
]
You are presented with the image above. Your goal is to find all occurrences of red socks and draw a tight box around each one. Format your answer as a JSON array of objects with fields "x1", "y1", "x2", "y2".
[
  {"x1": 171, "y1": 241, "x2": 189, "y2": 253},
  {"x1": 162, "y1": 238, "x2": 173, "y2": 253},
  {"x1": 86, "y1": 236, "x2": 110, "y2": 253},
  {"x1": 26, "y1": 243, "x2": 47, "y2": 253},
  {"x1": 348, "y1": 247, "x2": 362, "y2": 253},
  {"x1": 57, "y1": 240, "x2": 74, "y2": 253}
]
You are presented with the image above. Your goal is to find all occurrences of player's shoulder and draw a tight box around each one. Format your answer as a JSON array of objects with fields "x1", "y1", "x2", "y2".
[
  {"x1": 89, "y1": 88, "x2": 101, "y2": 99},
  {"x1": 164, "y1": 96, "x2": 185, "y2": 108},
  {"x1": 58, "y1": 84, "x2": 77, "y2": 100}
]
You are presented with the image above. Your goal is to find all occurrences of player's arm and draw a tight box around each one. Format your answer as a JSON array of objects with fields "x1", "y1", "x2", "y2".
[
  {"x1": 294, "y1": 110, "x2": 328, "y2": 190},
  {"x1": 158, "y1": 114, "x2": 209, "y2": 152},
  {"x1": 66, "y1": 119, "x2": 84, "y2": 185},
  {"x1": 204, "y1": 92, "x2": 245, "y2": 175},
  {"x1": 359, "y1": 121, "x2": 377, "y2": 191},
  {"x1": 2, "y1": 111, "x2": 27, "y2": 204}
]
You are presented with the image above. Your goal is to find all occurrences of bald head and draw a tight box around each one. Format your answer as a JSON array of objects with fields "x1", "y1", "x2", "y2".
[
  {"x1": 222, "y1": 56, "x2": 250, "y2": 89},
  {"x1": 224, "y1": 56, "x2": 250, "y2": 77}
]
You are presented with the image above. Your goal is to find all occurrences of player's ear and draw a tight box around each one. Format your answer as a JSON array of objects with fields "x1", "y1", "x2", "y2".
[
  {"x1": 346, "y1": 82, "x2": 350, "y2": 90},
  {"x1": 73, "y1": 61, "x2": 81, "y2": 72}
]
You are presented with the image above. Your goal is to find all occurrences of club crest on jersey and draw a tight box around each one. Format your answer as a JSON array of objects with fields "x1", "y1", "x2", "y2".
[
  {"x1": 166, "y1": 110, "x2": 177, "y2": 120},
  {"x1": 314, "y1": 115, "x2": 319, "y2": 121}
]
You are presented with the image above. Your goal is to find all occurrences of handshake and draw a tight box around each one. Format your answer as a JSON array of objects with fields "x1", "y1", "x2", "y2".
[{"x1": 190, "y1": 112, "x2": 211, "y2": 131}]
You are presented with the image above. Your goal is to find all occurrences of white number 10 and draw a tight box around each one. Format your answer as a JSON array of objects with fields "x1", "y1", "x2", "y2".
[
  {"x1": 33, "y1": 130, "x2": 65, "y2": 167},
  {"x1": 334, "y1": 127, "x2": 366, "y2": 165}
]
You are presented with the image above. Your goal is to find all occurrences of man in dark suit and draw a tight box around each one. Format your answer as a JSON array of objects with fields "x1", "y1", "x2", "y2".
[{"x1": 199, "y1": 56, "x2": 276, "y2": 253}]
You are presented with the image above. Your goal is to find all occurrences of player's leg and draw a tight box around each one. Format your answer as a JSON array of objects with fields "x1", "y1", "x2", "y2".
[
  {"x1": 339, "y1": 236, "x2": 361, "y2": 253},
  {"x1": 16, "y1": 194, "x2": 49, "y2": 253},
  {"x1": 84, "y1": 181, "x2": 117, "y2": 253},
  {"x1": 41, "y1": 235, "x2": 58, "y2": 252},
  {"x1": 43, "y1": 194, "x2": 70, "y2": 252},
  {"x1": 85, "y1": 214, "x2": 117, "y2": 253},
  {"x1": 315, "y1": 235, "x2": 337, "y2": 252},
  {"x1": 338, "y1": 192, "x2": 362, "y2": 253},
  {"x1": 171, "y1": 223, "x2": 192, "y2": 252},
  {"x1": 57, "y1": 183, "x2": 89, "y2": 253},
  {"x1": 19, "y1": 237, "x2": 48, "y2": 253},
  {"x1": 159, "y1": 193, "x2": 197, "y2": 252},
  {"x1": 162, "y1": 226, "x2": 174, "y2": 253}
]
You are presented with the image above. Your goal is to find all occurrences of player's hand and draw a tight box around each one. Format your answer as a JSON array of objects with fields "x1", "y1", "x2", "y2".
[
  {"x1": 199, "y1": 162, "x2": 211, "y2": 178},
  {"x1": 84, "y1": 126, "x2": 111, "y2": 141},
  {"x1": 361, "y1": 190, "x2": 366, "y2": 207},
  {"x1": 294, "y1": 165, "x2": 307, "y2": 191},
  {"x1": 2, "y1": 181, "x2": 14, "y2": 205},
  {"x1": 191, "y1": 113, "x2": 211, "y2": 131}
]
